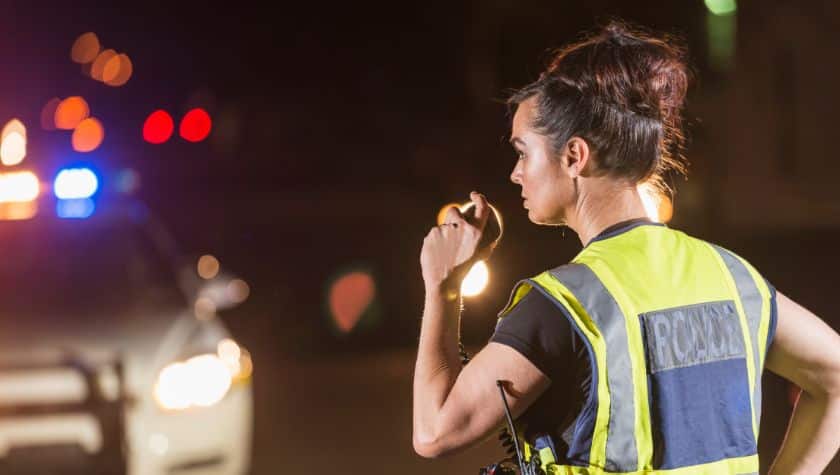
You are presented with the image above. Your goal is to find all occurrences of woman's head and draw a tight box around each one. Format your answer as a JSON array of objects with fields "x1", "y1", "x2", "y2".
[{"x1": 508, "y1": 21, "x2": 690, "y2": 225}]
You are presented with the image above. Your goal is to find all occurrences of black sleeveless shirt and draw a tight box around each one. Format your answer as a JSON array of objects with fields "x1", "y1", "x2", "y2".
[{"x1": 489, "y1": 219, "x2": 653, "y2": 458}]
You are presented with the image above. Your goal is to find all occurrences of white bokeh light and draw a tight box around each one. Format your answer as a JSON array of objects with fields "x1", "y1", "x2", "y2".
[
  {"x1": 638, "y1": 183, "x2": 661, "y2": 222},
  {"x1": 154, "y1": 354, "x2": 233, "y2": 410},
  {"x1": 0, "y1": 132, "x2": 26, "y2": 166},
  {"x1": 461, "y1": 261, "x2": 489, "y2": 297},
  {"x1": 0, "y1": 171, "x2": 39, "y2": 203}
]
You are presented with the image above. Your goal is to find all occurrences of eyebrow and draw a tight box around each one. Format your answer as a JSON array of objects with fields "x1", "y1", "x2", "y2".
[{"x1": 509, "y1": 137, "x2": 525, "y2": 147}]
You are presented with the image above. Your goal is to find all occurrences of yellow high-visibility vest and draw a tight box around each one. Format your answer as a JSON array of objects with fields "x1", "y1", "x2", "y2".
[{"x1": 498, "y1": 221, "x2": 775, "y2": 475}]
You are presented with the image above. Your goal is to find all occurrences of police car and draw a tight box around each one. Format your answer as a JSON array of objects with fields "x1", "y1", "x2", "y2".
[{"x1": 0, "y1": 168, "x2": 253, "y2": 474}]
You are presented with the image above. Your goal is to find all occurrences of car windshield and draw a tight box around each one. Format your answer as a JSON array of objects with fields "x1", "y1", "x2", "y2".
[{"x1": 0, "y1": 217, "x2": 187, "y2": 321}]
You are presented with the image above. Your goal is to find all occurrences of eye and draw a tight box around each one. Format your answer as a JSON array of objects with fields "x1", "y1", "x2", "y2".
[{"x1": 516, "y1": 150, "x2": 525, "y2": 160}]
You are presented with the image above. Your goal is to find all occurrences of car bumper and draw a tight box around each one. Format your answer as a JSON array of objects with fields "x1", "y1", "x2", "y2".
[{"x1": 127, "y1": 382, "x2": 253, "y2": 475}]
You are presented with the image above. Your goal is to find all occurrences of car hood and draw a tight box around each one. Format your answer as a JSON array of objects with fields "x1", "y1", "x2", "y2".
[{"x1": 0, "y1": 310, "x2": 211, "y2": 405}]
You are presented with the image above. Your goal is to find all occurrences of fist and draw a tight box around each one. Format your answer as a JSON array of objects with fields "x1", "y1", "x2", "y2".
[{"x1": 421, "y1": 192, "x2": 491, "y2": 290}]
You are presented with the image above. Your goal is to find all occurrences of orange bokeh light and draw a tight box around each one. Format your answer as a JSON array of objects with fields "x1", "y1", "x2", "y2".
[
  {"x1": 40, "y1": 97, "x2": 61, "y2": 131},
  {"x1": 0, "y1": 201, "x2": 37, "y2": 221},
  {"x1": 90, "y1": 49, "x2": 117, "y2": 82},
  {"x1": 659, "y1": 195, "x2": 674, "y2": 223},
  {"x1": 54, "y1": 97, "x2": 90, "y2": 130},
  {"x1": 71, "y1": 32, "x2": 101, "y2": 64},
  {"x1": 103, "y1": 53, "x2": 133, "y2": 87},
  {"x1": 329, "y1": 272, "x2": 376, "y2": 333},
  {"x1": 71, "y1": 117, "x2": 105, "y2": 152}
]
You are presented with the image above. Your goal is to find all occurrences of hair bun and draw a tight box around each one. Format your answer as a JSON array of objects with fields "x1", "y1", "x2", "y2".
[
  {"x1": 603, "y1": 22, "x2": 639, "y2": 45},
  {"x1": 510, "y1": 20, "x2": 692, "y2": 189}
]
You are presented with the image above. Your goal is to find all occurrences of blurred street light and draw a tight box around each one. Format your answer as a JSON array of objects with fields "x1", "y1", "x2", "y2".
[
  {"x1": 71, "y1": 32, "x2": 101, "y2": 64},
  {"x1": 55, "y1": 97, "x2": 90, "y2": 130},
  {"x1": 705, "y1": 0, "x2": 737, "y2": 71},
  {"x1": 103, "y1": 53, "x2": 133, "y2": 87},
  {"x1": 0, "y1": 201, "x2": 37, "y2": 221},
  {"x1": 705, "y1": 0, "x2": 737, "y2": 16},
  {"x1": 40, "y1": 98, "x2": 61, "y2": 131},
  {"x1": 90, "y1": 49, "x2": 117, "y2": 82},
  {"x1": 115, "y1": 168, "x2": 141, "y2": 194},
  {"x1": 0, "y1": 171, "x2": 39, "y2": 203},
  {"x1": 328, "y1": 270, "x2": 376, "y2": 334},
  {"x1": 143, "y1": 110, "x2": 175, "y2": 144},
  {"x1": 71, "y1": 117, "x2": 105, "y2": 152},
  {"x1": 197, "y1": 254, "x2": 220, "y2": 279},
  {"x1": 179, "y1": 108, "x2": 213, "y2": 142},
  {"x1": 227, "y1": 279, "x2": 250, "y2": 304}
]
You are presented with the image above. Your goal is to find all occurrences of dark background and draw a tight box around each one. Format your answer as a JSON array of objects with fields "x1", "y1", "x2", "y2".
[{"x1": 3, "y1": 1, "x2": 840, "y2": 473}]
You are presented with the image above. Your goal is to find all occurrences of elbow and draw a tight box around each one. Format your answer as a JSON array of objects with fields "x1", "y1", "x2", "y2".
[
  {"x1": 413, "y1": 410, "x2": 468, "y2": 458},
  {"x1": 413, "y1": 431, "x2": 443, "y2": 459},
  {"x1": 413, "y1": 428, "x2": 453, "y2": 459},
  {"x1": 413, "y1": 440, "x2": 441, "y2": 459}
]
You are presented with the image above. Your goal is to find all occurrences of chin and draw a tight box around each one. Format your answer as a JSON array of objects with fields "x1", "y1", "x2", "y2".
[
  {"x1": 527, "y1": 210, "x2": 549, "y2": 225},
  {"x1": 528, "y1": 209, "x2": 565, "y2": 227}
]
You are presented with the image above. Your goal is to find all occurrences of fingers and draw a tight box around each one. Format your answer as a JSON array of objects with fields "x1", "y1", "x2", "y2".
[
  {"x1": 443, "y1": 205, "x2": 465, "y2": 225},
  {"x1": 470, "y1": 191, "x2": 490, "y2": 230}
]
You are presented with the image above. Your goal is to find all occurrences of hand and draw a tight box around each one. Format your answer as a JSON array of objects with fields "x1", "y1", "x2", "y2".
[{"x1": 421, "y1": 192, "x2": 492, "y2": 292}]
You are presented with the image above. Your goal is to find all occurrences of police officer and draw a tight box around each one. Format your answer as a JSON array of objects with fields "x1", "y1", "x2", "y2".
[{"x1": 413, "y1": 21, "x2": 840, "y2": 474}]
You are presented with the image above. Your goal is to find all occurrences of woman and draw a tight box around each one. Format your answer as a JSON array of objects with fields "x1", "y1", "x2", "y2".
[{"x1": 412, "y1": 21, "x2": 840, "y2": 474}]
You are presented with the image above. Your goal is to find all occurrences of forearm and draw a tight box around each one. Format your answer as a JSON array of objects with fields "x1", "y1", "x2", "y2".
[
  {"x1": 769, "y1": 390, "x2": 840, "y2": 474},
  {"x1": 413, "y1": 285, "x2": 463, "y2": 446}
]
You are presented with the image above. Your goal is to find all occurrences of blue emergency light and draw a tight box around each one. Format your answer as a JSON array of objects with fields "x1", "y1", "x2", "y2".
[
  {"x1": 54, "y1": 168, "x2": 99, "y2": 200},
  {"x1": 56, "y1": 198, "x2": 95, "y2": 219}
]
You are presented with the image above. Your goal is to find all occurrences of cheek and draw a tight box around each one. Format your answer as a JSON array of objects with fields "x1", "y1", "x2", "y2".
[
  {"x1": 526, "y1": 167, "x2": 563, "y2": 203},
  {"x1": 530, "y1": 175, "x2": 572, "y2": 221}
]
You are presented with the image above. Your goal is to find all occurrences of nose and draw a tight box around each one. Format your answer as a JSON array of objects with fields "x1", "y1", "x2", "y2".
[{"x1": 510, "y1": 160, "x2": 522, "y2": 185}]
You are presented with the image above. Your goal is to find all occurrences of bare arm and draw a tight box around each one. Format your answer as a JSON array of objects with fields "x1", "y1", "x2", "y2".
[
  {"x1": 765, "y1": 291, "x2": 840, "y2": 474},
  {"x1": 413, "y1": 192, "x2": 550, "y2": 458},
  {"x1": 412, "y1": 286, "x2": 550, "y2": 458}
]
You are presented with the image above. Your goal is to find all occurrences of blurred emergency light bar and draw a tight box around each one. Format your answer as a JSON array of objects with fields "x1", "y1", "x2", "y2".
[
  {"x1": 0, "y1": 171, "x2": 40, "y2": 203},
  {"x1": 56, "y1": 198, "x2": 95, "y2": 219},
  {"x1": 54, "y1": 168, "x2": 99, "y2": 199}
]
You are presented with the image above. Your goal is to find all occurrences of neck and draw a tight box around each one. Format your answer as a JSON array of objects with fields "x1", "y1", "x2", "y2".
[{"x1": 565, "y1": 179, "x2": 650, "y2": 246}]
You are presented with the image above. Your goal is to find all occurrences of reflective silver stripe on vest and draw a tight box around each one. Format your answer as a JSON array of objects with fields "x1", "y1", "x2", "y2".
[
  {"x1": 714, "y1": 246, "x2": 764, "y2": 427},
  {"x1": 550, "y1": 264, "x2": 638, "y2": 472}
]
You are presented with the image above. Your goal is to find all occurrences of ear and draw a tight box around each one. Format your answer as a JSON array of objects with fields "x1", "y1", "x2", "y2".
[{"x1": 562, "y1": 137, "x2": 592, "y2": 178}]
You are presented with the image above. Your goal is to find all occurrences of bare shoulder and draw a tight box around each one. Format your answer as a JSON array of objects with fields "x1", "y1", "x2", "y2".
[{"x1": 765, "y1": 291, "x2": 840, "y2": 396}]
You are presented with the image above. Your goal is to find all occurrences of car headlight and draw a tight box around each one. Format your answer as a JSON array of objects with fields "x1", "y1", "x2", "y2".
[{"x1": 154, "y1": 339, "x2": 253, "y2": 410}]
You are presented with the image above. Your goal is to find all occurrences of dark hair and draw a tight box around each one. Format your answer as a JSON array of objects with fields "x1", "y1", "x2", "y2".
[{"x1": 508, "y1": 20, "x2": 691, "y2": 190}]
